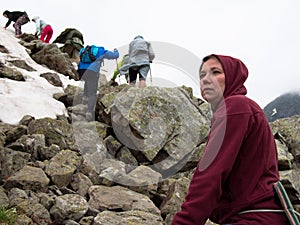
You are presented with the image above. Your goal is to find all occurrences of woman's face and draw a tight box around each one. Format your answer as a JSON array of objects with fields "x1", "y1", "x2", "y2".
[{"x1": 199, "y1": 57, "x2": 225, "y2": 109}]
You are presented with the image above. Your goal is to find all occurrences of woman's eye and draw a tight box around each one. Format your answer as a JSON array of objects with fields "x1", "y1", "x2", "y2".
[
  {"x1": 199, "y1": 72, "x2": 206, "y2": 79},
  {"x1": 212, "y1": 70, "x2": 221, "y2": 75}
]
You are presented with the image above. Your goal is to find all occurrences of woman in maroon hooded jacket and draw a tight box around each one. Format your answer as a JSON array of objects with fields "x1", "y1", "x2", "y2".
[{"x1": 171, "y1": 54, "x2": 288, "y2": 224}]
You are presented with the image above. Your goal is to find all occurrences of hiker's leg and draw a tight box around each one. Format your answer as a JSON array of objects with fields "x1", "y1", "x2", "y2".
[
  {"x1": 83, "y1": 79, "x2": 88, "y2": 98},
  {"x1": 129, "y1": 67, "x2": 138, "y2": 86},
  {"x1": 77, "y1": 69, "x2": 88, "y2": 104},
  {"x1": 85, "y1": 71, "x2": 99, "y2": 113},
  {"x1": 41, "y1": 25, "x2": 53, "y2": 43},
  {"x1": 13, "y1": 21, "x2": 21, "y2": 36},
  {"x1": 40, "y1": 30, "x2": 46, "y2": 42},
  {"x1": 138, "y1": 65, "x2": 149, "y2": 88},
  {"x1": 139, "y1": 80, "x2": 146, "y2": 88},
  {"x1": 14, "y1": 15, "x2": 29, "y2": 36}
]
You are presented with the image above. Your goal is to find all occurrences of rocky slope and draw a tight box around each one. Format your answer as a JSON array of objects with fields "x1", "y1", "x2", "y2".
[{"x1": 0, "y1": 32, "x2": 299, "y2": 225}]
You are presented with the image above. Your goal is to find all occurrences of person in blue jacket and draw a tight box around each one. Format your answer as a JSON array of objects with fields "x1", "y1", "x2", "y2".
[{"x1": 77, "y1": 46, "x2": 119, "y2": 118}]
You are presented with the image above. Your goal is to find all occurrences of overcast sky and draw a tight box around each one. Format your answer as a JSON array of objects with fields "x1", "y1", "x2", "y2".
[{"x1": 1, "y1": 0, "x2": 300, "y2": 107}]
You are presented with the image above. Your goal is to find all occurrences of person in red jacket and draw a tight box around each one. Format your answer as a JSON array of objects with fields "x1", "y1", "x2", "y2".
[
  {"x1": 171, "y1": 54, "x2": 288, "y2": 224},
  {"x1": 32, "y1": 16, "x2": 53, "y2": 43}
]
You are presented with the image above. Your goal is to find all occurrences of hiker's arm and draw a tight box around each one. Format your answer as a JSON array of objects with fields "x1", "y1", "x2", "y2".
[
  {"x1": 148, "y1": 44, "x2": 155, "y2": 61},
  {"x1": 5, "y1": 19, "x2": 12, "y2": 28},
  {"x1": 103, "y1": 49, "x2": 119, "y2": 60}
]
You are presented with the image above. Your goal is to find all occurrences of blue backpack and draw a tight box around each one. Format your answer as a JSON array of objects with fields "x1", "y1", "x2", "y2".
[{"x1": 79, "y1": 45, "x2": 99, "y2": 63}]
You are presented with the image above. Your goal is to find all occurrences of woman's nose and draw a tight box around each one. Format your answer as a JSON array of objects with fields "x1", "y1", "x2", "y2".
[{"x1": 201, "y1": 74, "x2": 211, "y2": 84}]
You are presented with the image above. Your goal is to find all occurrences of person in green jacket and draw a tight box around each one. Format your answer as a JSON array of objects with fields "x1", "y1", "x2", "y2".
[{"x1": 112, "y1": 54, "x2": 129, "y2": 82}]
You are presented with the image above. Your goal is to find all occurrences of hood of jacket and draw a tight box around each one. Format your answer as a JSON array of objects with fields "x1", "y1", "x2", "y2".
[
  {"x1": 211, "y1": 54, "x2": 248, "y2": 99},
  {"x1": 32, "y1": 16, "x2": 40, "y2": 21},
  {"x1": 3, "y1": 10, "x2": 10, "y2": 16},
  {"x1": 134, "y1": 35, "x2": 143, "y2": 40}
]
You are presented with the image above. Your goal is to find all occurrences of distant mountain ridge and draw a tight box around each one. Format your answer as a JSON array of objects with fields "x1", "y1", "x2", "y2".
[{"x1": 264, "y1": 92, "x2": 300, "y2": 122}]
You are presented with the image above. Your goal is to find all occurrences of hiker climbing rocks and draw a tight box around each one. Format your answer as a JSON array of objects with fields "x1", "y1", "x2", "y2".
[
  {"x1": 172, "y1": 54, "x2": 289, "y2": 224},
  {"x1": 2, "y1": 10, "x2": 30, "y2": 37},
  {"x1": 112, "y1": 54, "x2": 130, "y2": 82},
  {"x1": 122, "y1": 35, "x2": 155, "y2": 88},
  {"x1": 77, "y1": 45, "x2": 119, "y2": 120},
  {"x1": 32, "y1": 16, "x2": 53, "y2": 43},
  {"x1": 53, "y1": 28, "x2": 84, "y2": 63}
]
